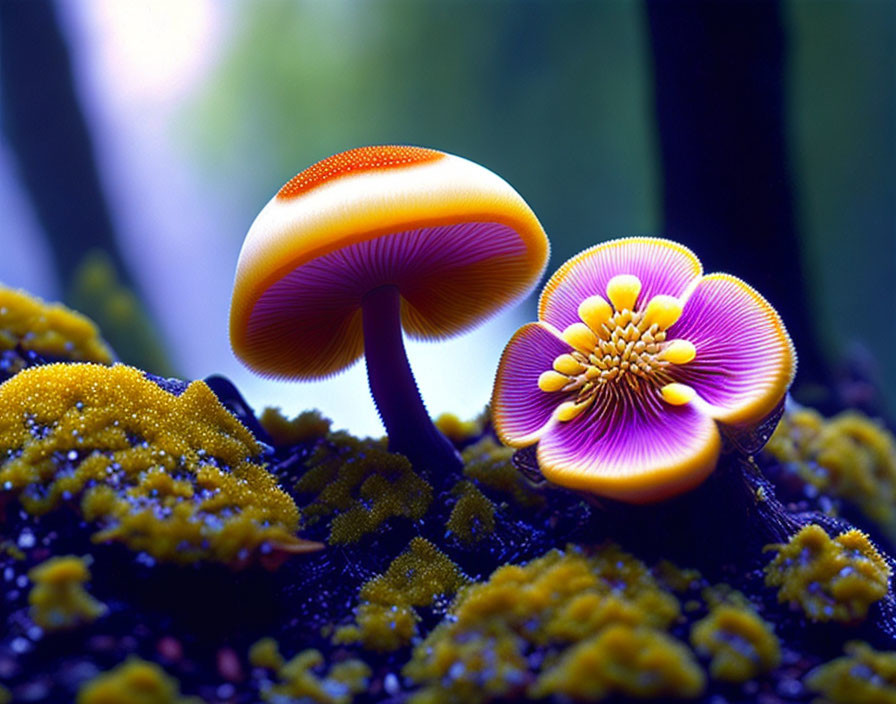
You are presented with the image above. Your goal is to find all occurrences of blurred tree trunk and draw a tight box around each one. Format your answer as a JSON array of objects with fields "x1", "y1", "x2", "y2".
[
  {"x1": 646, "y1": 0, "x2": 828, "y2": 402},
  {"x1": 0, "y1": 0, "x2": 174, "y2": 375}
]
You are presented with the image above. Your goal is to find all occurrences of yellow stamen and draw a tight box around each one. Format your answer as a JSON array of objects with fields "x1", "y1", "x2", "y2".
[
  {"x1": 661, "y1": 382, "x2": 696, "y2": 406},
  {"x1": 577, "y1": 295, "x2": 612, "y2": 332},
  {"x1": 660, "y1": 339, "x2": 696, "y2": 365},
  {"x1": 538, "y1": 370, "x2": 569, "y2": 393},
  {"x1": 606, "y1": 274, "x2": 642, "y2": 312},
  {"x1": 553, "y1": 354, "x2": 585, "y2": 375},
  {"x1": 642, "y1": 295, "x2": 683, "y2": 330},
  {"x1": 554, "y1": 396, "x2": 594, "y2": 422},
  {"x1": 562, "y1": 323, "x2": 598, "y2": 353}
]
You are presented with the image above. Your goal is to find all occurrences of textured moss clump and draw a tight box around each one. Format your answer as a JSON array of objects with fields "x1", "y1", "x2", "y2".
[
  {"x1": 404, "y1": 544, "x2": 690, "y2": 703},
  {"x1": 296, "y1": 433, "x2": 432, "y2": 544},
  {"x1": 249, "y1": 637, "x2": 285, "y2": 670},
  {"x1": 805, "y1": 642, "x2": 896, "y2": 704},
  {"x1": 654, "y1": 560, "x2": 703, "y2": 593},
  {"x1": 690, "y1": 604, "x2": 780, "y2": 682},
  {"x1": 461, "y1": 436, "x2": 544, "y2": 508},
  {"x1": 0, "y1": 363, "x2": 315, "y2": 564},
  {"x1": 76, "y1": 658, "x2": 201, "y2": 704},
  {"x1": 531, "y1": 624, "x2": 705, "y2": 700},
  {"x1": 248, "y1": 641, "x2": 370, "y2": 704},
  {"x1": 446, "y1": 480, "x2": 496, "y2": 543},
  {"x1": 764, "y1": 524, "x2": 890, "y2": 623},
  {"x1": 28, "y1": 555, "x2": 107, "y2": 630},
  {"x1": 259, "y1": 407, "x2": 331, "y2": 447},
  {"x1": 766, "y1": 408, "x2": 896, "y2": 541},
  {"x1": 0, "y1": 286, "x2": 113, "y2": 379},
  {"x1": 335, "y1": 537, "x2": 467, "y2": 652},
  {"x1": 338, "y1": 602, "x2": 418, "y2": 654}
]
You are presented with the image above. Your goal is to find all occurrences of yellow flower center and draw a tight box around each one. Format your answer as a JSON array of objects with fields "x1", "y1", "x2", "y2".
[{"x1": 538, "y1": 274, "x2": 698, "y2": 421}]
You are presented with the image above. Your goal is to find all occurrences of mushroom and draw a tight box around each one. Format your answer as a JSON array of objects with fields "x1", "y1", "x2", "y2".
[{"x1": 230, "y1": 145, "x2": 549, "y2": 472}]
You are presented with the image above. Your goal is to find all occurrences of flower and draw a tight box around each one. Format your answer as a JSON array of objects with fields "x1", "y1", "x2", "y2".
[{"x1": 491, "y1": 237, "x2": 796, "y2": 503}]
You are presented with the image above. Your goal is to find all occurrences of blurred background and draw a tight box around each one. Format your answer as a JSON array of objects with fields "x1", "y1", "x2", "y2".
[{"x1": 0, "y1": 0, "x2": 892, "y2": 435}]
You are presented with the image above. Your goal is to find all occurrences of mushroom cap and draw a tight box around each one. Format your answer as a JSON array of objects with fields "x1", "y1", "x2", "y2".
[{"x1": 230, "y1": 145, "x2": 549, "y2": 379}]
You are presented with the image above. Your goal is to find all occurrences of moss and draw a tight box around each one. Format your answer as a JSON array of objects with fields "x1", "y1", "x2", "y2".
[
  {"x1": 248, "y1": 637, "x2": 285, "y2": 670},
  {"x1": 334, "y1": 603, "x2": 418, "y2": 653},
  {"x1": 360, "y1": 537, "x2": 466, "y2": 608},
  {"x1": 654, "y1": 560, "x2": 703, "y2": 593},
  {"x1": 296, "y1": 432, "x2": 432, "y2": 544},
  {"x1": 805, "y1": 642, "x2": 896, "y2": 704},
  {"x1": 335, "y1": 537, "x2": 467, "y2": 652},
  {"x1": 0, "y1": 363, "x2": 317, "y2": 564},
  {"x1": 690, "y1": 604, "x2": 780, "y2": 682},
  {"x1": 531, "y1": 624, "x2": 705, "y2": 700},
  {"x1": 700, "y1": 583, "x2": 754, "y2": 611},
  {"x1": 766, "y1": 408, "x2": 896, "y2": 541},
  {"x1": 0, "y1": 685, "x2": 9, "y2": 704},
  {"x1": 408, "y1": 632, "x2": 528, "y2": 704},
  {"x1": 404, "y1": 544, "x2": 683, "y2": 703},
  {"x1": 259, "y1": 407, "x2": 331, "y2": 448},
  {"x1": 76, "y1": 657, "x2": 202, "y2": 704},
  {"x1": 256, "y1": 644, "x2": 370, "y2": 704},
  {"x1": 764, "y1": 524, "x2": 891, "y2": 623},
  {"x1": 0, "y1": 286, "x2": 113, "y2": 379},
  {"x1": 446, "y1": 480, "x2": 495, "y2": 543},
  {"x1": 461, "y1": 436, "x2": 544, "y2": 508},
  {"x1": 28, "y1": 555, "x2": 107, "y2": 630}
]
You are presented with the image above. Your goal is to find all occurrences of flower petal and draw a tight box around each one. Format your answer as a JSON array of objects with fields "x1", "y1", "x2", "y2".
[
  {"x1": 668, "y1": 273, "x2": 796, "y2": 426},
  {"x1": 538, "y1": 237, "x2": 703, "y2": 330},
  {"x1": 492, "y1": 322, "x2": 571, "y2": 447},
  {"x1": 536, "y1": 392, "x2": 721, "y2": 503}
]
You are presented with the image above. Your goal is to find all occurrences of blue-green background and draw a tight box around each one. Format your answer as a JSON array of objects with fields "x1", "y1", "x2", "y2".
[{"x1": 0, "y1": 1, "x2": 892, "y2": 434}]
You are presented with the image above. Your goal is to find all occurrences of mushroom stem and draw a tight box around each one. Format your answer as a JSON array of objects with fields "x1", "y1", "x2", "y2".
[{"x1": 362, "y1": 285, "x2": 462, "y2": 473}]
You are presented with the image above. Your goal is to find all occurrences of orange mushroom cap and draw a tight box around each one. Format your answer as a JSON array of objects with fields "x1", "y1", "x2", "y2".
[{"x1": 230, "y1": 146, "x2": 549, "y2": 379}]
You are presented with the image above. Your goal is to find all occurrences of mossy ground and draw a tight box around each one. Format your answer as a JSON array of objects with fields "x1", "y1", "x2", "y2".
[{"x1": 2, "y1": 292, "x2": 896, "y2": 702}]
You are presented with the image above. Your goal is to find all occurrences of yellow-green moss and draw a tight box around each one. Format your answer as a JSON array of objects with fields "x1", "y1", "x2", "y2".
[
  {"x1": 252, "y1": 642, "x2": 370, "y2": 704},
  {"x1": 334, "y1": 603, "x2": 418, "y2": 653},
  {"x1": 654, "y1": 560, "x2": 703, "y2": 593},
  {"x1": 446, "y1": 480, "x2": 495, "y2": 543},
  {"x1": 764, "y1": 524, "x2": 891, "y2": 623},
  {"x1": 0, "y1": 286, "x2": 113, "y2": 372},
  {"x1": 76, "y1": 657, "x2": 201, "y2": 704},
  {"x1": 0, "y1": 363, "x2": 315, "y2": 564},
  {"x1": 249, "y1": 637, "x2": 285, "y2": 670},
  {"x1": 700, "y1": 583, "x2": 754, "y2": 611},
  {"x1": 766, "y1": 409, "x2": 896, "y2": 541},
  {"x1": 805, "y1": 642, "x2": 896, "y2": 704},
  {"x1": 532, "y1": 624, "x2": 705, "y2": 701},
  {"x1": 461, "y1": 436, "x2": 544, "y2": 509},
  {"x1": 335, "y1": 537, "x2": 467, "y2": 652},
  {"x1": 690, "y1": 604, "x2": 780, "y2": 682},
  {"x1": 259, "y1": 407, "x2": 331, "y2": 447},
  {"x1": 361, "y1": 537, "x2": 467, "y2": 605},
  {"x1": 0, "y1": 684, "x2": 9, "y2": 704},
  {"x1": 404, "y1": 544, "x2": 684, "y2": 703},
  {"x1": 296, "y1": 432, "x2": 432, "y2": 544},
  {"x1": 28, "y1": 555, "x2": 107, "y2": 630}
]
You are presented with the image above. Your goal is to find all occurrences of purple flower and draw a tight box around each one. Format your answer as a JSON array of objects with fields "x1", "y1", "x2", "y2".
[{"x1": 491, "y1": 237, "x2": 796, "y2": 503}]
